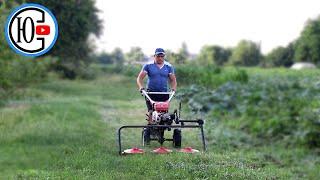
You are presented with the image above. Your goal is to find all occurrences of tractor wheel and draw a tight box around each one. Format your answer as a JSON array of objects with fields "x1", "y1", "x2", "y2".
[
  {"x1": 173, "y1": 129, "x2": 182, "y2": 148},
  {"x1": 142, "y1": 128, "x2": 150, "y2": 146}
]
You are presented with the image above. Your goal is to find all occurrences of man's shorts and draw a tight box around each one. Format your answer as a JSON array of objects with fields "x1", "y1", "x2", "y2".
[{"x1": 145, "y1": 93, "x2": 169, "y2": 112}]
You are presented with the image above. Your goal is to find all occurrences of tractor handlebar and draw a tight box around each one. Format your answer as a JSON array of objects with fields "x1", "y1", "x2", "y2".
[{"x1": 141, "y1": 90, "x2": 175, "y2": 103}]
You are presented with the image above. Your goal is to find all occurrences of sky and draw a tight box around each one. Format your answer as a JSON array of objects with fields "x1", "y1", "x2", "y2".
[{"x1": 94, "y1": 0, "x2": 320, "y2": 55}]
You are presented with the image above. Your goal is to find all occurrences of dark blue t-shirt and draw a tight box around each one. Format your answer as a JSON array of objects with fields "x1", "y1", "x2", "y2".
[{"x1": 142, "y1": 61, "x2": 175, "y2": 92}]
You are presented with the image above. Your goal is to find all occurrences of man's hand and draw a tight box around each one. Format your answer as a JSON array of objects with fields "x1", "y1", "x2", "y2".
[{"x1": 139, "y1": 87, "x2": 145, "y2": 95}]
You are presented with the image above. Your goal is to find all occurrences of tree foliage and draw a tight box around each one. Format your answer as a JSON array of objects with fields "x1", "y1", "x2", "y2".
[
  {"x1": 111, "y1": 48, "x2": 125, "y2": 65},
  {"x1": 0, "y1": 0, "x2": 25, "y2": 9},
  {"x1": 197, "y1": 45, "x2": 231, "y2": 66},
  {"x1": 95, "y1": 48, "x2": 126, "y2": 65},
  {"x1": 1, "y1": 5, "x2": 52, "y2": 95},
  {"x1": 125, "y1": 47, "x2": 145, "y2": 63},
  {"x1": 294, "y1": 16, "x2": 320, "y2": 65},
  {"x1": 165, "y1": 43, "x2": 189, "y2": 65},
  {"x1": 26, "y1": 0, "x2": 103, "y2": 78},
  {"x1": 176, "y1": 42, "x2": 189, "y2": 64},
  {"x1": 263, "y1": 44, "x2": 294, "y2": 67},
  {"x1": 229, "y1": 40, "x2": 261, "y2": 66}
]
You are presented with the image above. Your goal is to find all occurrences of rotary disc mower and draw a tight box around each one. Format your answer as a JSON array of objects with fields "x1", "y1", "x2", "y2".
[{"x1": 118, "y1": 90, "x2": 206, "y2": 155}]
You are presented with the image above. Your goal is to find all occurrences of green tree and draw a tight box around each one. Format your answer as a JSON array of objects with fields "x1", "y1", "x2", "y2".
[
  {"x1": 1, "y1": 4, "x2": 52, "y2": 92},
  {"x1": 166, "y1": 43, "x2": 189, "y2": 65},
  {"x1": 264, "y1": 44, "x2": 294, "y2": 67},
  {"x1": 111, "y1": 48, "x2": 125, "y2": 65},
  {"x1": 230, "y1": 40, "x2": 261, "y2": 66},
  {"x1": 0, "y1": 7, "x2": 15, "y2": 89},
  {"x1": 164, "y1": 49, "x2": 175, "y2": 64},
  {"x1": 125, "y1": 47, "x2": 145, "y2": 63},
  {"x1": 197, "y1": 45, "x2": 231, "y2": 66},
  {"x1": 26, "y1": 0, "x2": 103, "y2": 78},
  {"x1": 93, "y1": 48, "x2": 125, "y2": 65},
  {"x1": 176, "y1": 42, "x2": 189, "y2": 64},
  {"x1": 0, "y1": 7, "x2": 13, "y2": 60},
  {"x1": 0, "y1": 0, "x2": 25, "y2": 9},
  {"x1": 96, "y1": 52, "x2": 113, "y2": 64},
  {"x1": 294, "y1": 16, "x2": 320, "y2": 64}
]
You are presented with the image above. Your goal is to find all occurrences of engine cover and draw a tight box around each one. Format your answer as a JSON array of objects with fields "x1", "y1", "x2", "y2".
[{"x1": 154, "y1": 102, "x2": 169, "y2": 112}]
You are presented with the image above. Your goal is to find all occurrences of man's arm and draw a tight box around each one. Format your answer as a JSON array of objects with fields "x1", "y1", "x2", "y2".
[
  {"x1": 169, "y1": 73, "x2": 177, "y2": 91},
  {"x1": 137, "y1": 71, "x2": 147, "y2": 90}
]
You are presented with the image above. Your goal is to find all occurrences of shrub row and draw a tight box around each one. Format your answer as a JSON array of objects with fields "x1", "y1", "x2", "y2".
[{"x1": 177, "y1": 74, "x2": 320, "y2": 149}]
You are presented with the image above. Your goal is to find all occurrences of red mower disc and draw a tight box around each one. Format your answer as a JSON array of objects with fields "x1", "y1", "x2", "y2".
[
  {"x1": 123, "y1": 147, "x2": 145, "y2": 154},
  {"x1": 152, "y1": 147, "x2": 172, "y2": 154},
  {"x1": 178, "y1": 147, "x2": 200, "y2": 153}
]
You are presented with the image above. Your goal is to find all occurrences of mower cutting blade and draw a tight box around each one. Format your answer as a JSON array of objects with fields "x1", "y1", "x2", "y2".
[
  {"x1": 178, "y1": 147, "x2": 200, "y2": 153},
  {"x1": 152, "y1": 147, "x2": 172, "y2": 154},
  {"x1": 123, "y1": 147, "x2": 145, "y2": 154}
]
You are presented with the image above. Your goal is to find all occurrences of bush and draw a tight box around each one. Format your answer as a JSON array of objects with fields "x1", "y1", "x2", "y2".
[
  {"x1": 1, "y1": 5, "x2": 53, "y2": 102},
  {"x1": 90, "y1": 64, "x2": 140, "y2": 77},
  {"x1": 93, "y1": 64, "x2": 249, "y2": 89},
  {"x1": 177, "y1": 73, "x2": 320, "y2": 149},
  {"x1": 175, "y1": 65, "x2": 248, "y2": 88},
  {"x1": 0, "y1": 58, "x2": 54, "y2": 106}
]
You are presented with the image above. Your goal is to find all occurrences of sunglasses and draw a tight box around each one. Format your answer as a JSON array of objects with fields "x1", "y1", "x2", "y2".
[{"x1": 156, "y1": 55, "x2": 165, "y2": 58}]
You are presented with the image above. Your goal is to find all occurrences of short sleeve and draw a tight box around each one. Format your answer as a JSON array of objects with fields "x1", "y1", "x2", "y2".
[
  {"x1": 168, "y1": 65, "x2": 175, "y2": 74},
  {"x1": 142, "y1": 64, "x2": 149, "y2": 74}
]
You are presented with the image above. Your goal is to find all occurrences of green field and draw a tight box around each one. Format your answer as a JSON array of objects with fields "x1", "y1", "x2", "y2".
[{"x1": 1, "y1": 70, "x2": 319, "y2": 179}]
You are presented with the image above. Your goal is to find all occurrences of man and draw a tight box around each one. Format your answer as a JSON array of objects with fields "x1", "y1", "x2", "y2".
[{"x1": 136, "y1": 48, "x2": 177, "y2": 124}]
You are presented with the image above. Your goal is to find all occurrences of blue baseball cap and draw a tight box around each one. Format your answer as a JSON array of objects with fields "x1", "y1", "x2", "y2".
[{"x1": 155, "y1": 48, "x2": 165, "y2": 55}]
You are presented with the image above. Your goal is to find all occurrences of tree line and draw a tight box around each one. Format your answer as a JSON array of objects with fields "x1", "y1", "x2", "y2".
[
  {"x1": 1, "y1": 0, "x2": 320, "y2": 91},
  {"x1": 96, "y1": 16, "x2": 320, "y2": 68}
]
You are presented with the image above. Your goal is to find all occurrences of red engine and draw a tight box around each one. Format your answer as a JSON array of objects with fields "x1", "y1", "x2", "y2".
[{"x1": 154, "y1": 101, "x2": 169, "y2": 112}]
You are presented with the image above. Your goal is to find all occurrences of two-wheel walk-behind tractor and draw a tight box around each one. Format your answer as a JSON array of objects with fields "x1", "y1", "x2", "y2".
[{"x1": 117, "y1": 90, "x2": 206, "y2": 155}]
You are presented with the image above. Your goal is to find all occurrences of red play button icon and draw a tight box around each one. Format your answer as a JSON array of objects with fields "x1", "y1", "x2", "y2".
[{"x1": 36, "y1": 25, "x2": 50, "y2": 35}]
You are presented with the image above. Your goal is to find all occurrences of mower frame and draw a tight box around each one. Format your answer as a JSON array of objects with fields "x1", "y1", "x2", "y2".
[
  {"x1": 118, "y1": 120, "x2": 206, "y2": 155},
  {"x1": 117, "y1": 91, "x2": 207, "y2": 155}
]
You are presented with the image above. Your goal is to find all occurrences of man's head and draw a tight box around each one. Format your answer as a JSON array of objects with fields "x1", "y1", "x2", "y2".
[{"x1": 154, "y1": 48, "x2": 165, "y2": 64}]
